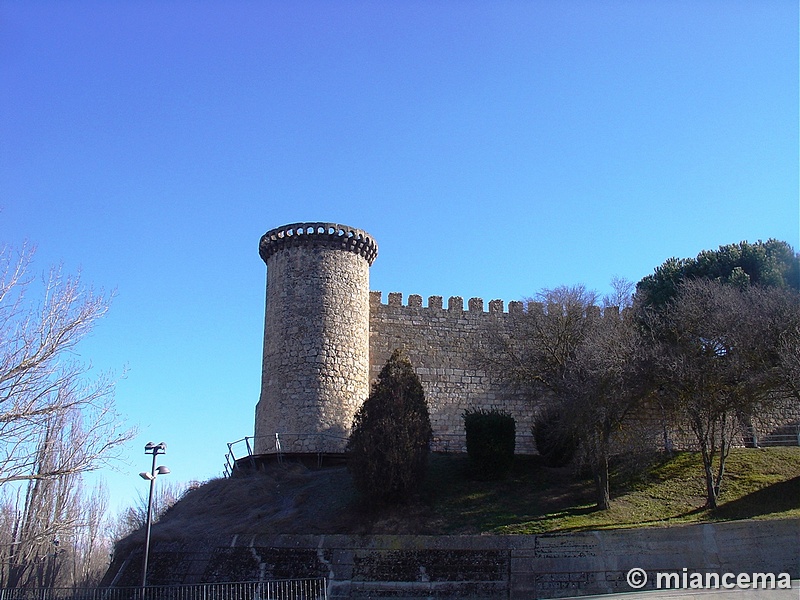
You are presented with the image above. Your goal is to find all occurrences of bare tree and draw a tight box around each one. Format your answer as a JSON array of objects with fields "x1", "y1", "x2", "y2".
[
  {"x1": 752, "y1": 286, "x2": 800, "y2": 406},
  {"x1": 482, "y1": 285, "x2": 645, "y2": 509},
  {"x1": 481, "y1": 285, "x2": 600, "y2": 391},
  {"x1": 641, "y1": 279, "x2": 785, "y2": 508},
  {"x1": 553, "y1": 305, "x2": 645, "y2": 509},
  {"x1": 68, "y1": 484, "x2": 111, "y2": 588},
  {"x1": 1, "y1": 476, "x2": 113, "y2": 588},
  {"x1": 0, "y1": 244, "x2": 132, "y2": 485},
  {"x1": 0, "y1": 400, "x2": 113, "y2": 588},
  {"x1": 0, "y1": 243, "x2": 134, "y2": 587},
  {"x1": 778, "y1": 320, "x2": 800, "y2": 404},
  {"x1": 110, "y1": 480, "x2": 188, "y2": 542},
  {"x1": 603, "y1": 276, "x2": 635, "y2": 310}
]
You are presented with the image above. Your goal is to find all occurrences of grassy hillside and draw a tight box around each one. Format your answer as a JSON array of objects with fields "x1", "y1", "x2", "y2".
[
  {"x1": 428, "y1": 448, "x2": 800, "y2": 534},
  {"x1": 138, "y1": 447, "x2": 800, "y2": 547}
]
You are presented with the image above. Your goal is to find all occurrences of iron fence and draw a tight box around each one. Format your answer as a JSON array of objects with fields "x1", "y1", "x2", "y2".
[{"x1": 0, "y1": 580, "x2": 327, "y2": 600}]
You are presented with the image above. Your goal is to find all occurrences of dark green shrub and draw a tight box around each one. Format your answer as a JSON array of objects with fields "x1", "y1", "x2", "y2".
[
  {"x1": 463, "y1": 408, "x2": 516, "y2": 480},
  {"x1": 347, "y1": 349, "x2": 432, "y2": 504},
  {"x1": 533, "y1": 406, "x2": 578, "y2": 467}
]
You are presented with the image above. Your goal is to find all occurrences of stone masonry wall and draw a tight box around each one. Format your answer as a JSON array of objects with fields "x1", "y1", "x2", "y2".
[
  {"x1": 255, "y1": 224, "x2": 376, "y2": 454},
  {"x1": 107, "y1": 520, "x2": 800, "y2": 598},
  {"x1": 368, "y1": 292, "x2": 800, "y2": 455},
  {"x1": 368, "y1": 291, "x2": 535, "y2": 453}
]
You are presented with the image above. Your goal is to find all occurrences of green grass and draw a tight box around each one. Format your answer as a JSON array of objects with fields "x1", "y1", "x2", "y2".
[{"x1": 421, "y1": 447, "x2": 800, "y2": 534}]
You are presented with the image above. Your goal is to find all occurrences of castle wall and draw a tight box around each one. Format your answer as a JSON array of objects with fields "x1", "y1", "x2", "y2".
[
  {"x1": 255, "y1": 222, "x2": 798, "y2": 458},
  {"x1": 368, "y1": 293, "x2": 800, "y2": 455},
  {"x1": 368, "y1": 292, "x2": 535, "y2": 453}
]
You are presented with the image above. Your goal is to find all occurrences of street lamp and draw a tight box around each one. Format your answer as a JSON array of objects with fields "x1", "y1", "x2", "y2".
[{"x1": 140, "y1": 441, "x2": 169, "y2": 594}]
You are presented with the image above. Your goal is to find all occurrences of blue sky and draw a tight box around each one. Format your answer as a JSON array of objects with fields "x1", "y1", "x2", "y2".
[{"x1": 2, "y1": 1, "x2": 798, "y2": 514}]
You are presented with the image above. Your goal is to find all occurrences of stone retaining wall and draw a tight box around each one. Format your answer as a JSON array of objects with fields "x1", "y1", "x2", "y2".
[{"x1": 108, "y1": 519, "x2": 799, "y2": 599}]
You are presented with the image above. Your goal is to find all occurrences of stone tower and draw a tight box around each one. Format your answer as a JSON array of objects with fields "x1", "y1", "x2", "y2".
[{"x1": 254, "y1": 222, "x2": 378, "y2": 454}]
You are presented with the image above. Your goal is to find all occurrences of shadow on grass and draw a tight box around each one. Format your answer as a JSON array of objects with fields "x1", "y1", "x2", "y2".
[
  {"x1": 524, "y1": 504, "x2": 600, "y2": 524},
  {"x1": 711, "y1": 476, "x2": 800, "y2": 521},
  {"x1": 671, "y1": 506, "x2": 708, "y2": 519},
  {"x1": 609, "y1": 506, "x2": 709, "y2": 531},
  {"x1": 387, "y1": 451, "x2": 800, "y2": 535},
  {"x1": 496, "y1": 504, "x2": 610, "y2": 534}
]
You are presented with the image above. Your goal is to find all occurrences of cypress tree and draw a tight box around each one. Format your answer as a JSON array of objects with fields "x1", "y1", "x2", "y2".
[{"x1": 347, "y1": 349, "x2": 432, "y2": 504}]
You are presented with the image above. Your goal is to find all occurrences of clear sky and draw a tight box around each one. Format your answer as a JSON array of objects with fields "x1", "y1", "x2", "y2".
[{"x1": 1, "y1": 1, "x2": 798, "y2": 515}]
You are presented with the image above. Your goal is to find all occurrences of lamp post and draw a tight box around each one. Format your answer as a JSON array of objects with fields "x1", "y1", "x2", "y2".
[{"x1": 140, "y1": 441, "x2": 169, "y2": 595}]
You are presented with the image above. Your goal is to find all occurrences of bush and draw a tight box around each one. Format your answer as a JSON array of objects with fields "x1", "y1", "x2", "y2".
[
  {"x1": 347, "y1": 349, "x2": 432, "y2": 504},
  {"x1": 463, "y1": 408, "x2": 516, "y2": 479},
  {"x1": 533, "y1": 406, "x2": 578, "y2": 467}
]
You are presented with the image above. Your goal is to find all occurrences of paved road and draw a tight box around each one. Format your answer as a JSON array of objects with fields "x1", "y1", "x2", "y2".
[{"x1": 561, "y1": 580, "x2": 800, "y2": 600}]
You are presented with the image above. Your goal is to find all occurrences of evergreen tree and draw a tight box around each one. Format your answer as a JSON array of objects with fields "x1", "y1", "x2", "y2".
[
  {"x1": 463, "y1": 408, "x2": 516, "y2": 480},
  {"x1": 347, "y1": 349, "x2": 432, "y2": 504},
  {"x1": 637, "y1": 239, "x2": 799, "y2": 308}
]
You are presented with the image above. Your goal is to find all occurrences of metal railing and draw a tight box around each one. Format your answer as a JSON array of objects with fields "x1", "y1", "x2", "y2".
[
  {"x1": 224, "y1": 434, "x2": 349, "y2": 476},
  {"x1": 0, "y1": 580, "x2": 327, "y2": 600},
  {"x1": 223, "y1": 425, "x2": 799, "y2": 475},
  {"x1": 223, "y1": 432, "x2": 539, "y2": 476},
  {"x1": 742, "y1": 426, "x2": 800, "y2": 448}
]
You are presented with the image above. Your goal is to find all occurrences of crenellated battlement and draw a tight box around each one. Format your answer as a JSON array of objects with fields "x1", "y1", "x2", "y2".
[
  {"x1": 369, "y1": 291, "x2": 624, "y2": 317},
  {"x1": 370, "y1": 291, "x2": 525, "y2": 314},
  {"x1": 367, "y1": 290, "x2": 629, "y2": 453},
  {"x1": 259, "y1": 222, "x2": 379, "y2": 266}
]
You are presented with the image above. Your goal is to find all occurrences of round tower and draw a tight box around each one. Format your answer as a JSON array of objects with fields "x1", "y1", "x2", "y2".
[{"x1": 254, "y1": 222, "x2": 378, "y2": 454}]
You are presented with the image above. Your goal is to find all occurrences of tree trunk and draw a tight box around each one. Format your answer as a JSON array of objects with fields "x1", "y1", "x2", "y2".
[
  {"x1": 701, "y1": 450, "x2": 718, "y2": 509},
  {"x1": 593, "y1": 453, "x2": 611, "y2": 510}
]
